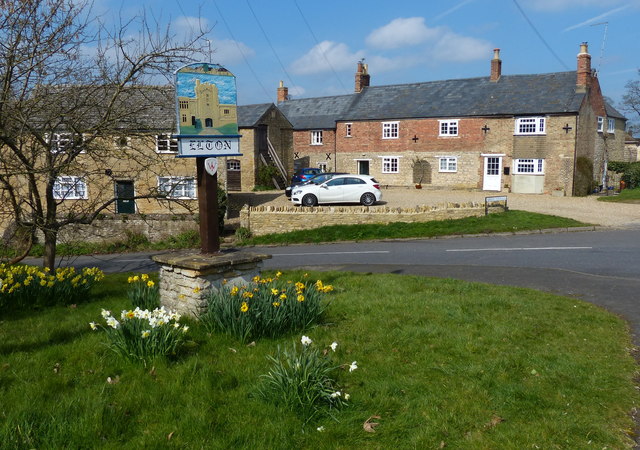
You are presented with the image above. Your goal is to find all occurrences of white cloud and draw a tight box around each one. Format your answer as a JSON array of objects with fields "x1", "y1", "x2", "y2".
[
  {"x1": 211, "y1": 39, "x2": 255, "y2": 65},
  {"x1": 429, "y1": 33, "x2": 493, "y2": 63},
  {"x1": 290, "y1": 41, "x2": 364, "y2": 75},
  {"x1": 366, "y1": 17, "x2": 440, "y2": 50}
]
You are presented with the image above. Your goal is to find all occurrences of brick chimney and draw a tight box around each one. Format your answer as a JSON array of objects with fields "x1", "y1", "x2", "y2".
[
  {"x1": 277, "y1": 80, "x2": 288, "y2": 103},
  {"x1": 576, "y1": 42, "x2": 592, "y2": 92},
  {"x1": 355, "y1": 60, "x2": 370, "y2": 93},
  {"x1": 490, "y1": 48, "x2": 502, "y2": 82}
]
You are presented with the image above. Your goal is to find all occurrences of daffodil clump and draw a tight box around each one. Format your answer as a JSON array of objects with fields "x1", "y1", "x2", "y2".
[
  {"x1": 257, "y1": 335, "x2": 357, "y2": 421},
  {"x1": 92, "y1": 306, "x2": 188, "y2": 363},
  {"x1": 200, "y1": 272, "x2": 334, "y2": 343},
  {"x1": 0, "y1": 264, "x2": 104, "y2": 311},
  {"x1": 127, "y1": 273, "x2": 160, "y2": 310}
]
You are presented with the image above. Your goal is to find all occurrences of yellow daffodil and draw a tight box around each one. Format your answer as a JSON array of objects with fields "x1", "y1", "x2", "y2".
[{"x1": 240, "y1": 302, "x2": 249, "y2": 312}]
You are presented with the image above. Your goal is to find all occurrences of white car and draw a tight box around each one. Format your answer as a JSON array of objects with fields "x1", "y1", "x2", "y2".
[{"x1": 291, "y1": 174, "x2": 382, "y2": 207}]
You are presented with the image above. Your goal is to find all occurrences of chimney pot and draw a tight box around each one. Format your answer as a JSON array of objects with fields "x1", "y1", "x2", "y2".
[
  {"x1": 576, "y1": 42, "x2": 591, "y2": 91},
  {"x1": 277, "y1": 80, "x2": 288, "y2": 103},
  {"x1": 355, "y1": 60, "x2": 370, "y2": 93},
  {"x1": 490, "y1": 48, "x2": 502, "y2": 82}
]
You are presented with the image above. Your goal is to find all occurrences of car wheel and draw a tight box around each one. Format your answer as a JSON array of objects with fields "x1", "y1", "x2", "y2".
[
  {"x1": 361, "y1": 192, "x2": 376, "y2": 206},
  {"x1": 302, "y1": 194, "x2": 317, "y2": 207}
]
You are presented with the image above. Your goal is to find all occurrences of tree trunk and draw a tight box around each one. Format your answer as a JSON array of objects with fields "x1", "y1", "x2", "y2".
[{"x1": 43, "y1": 228, "x2": 58, "y2": 270}]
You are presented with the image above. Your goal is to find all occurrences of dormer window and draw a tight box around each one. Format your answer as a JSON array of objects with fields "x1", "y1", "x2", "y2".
[{"x1": 607, "y1": 118, "x2": 615, "y2": 133}]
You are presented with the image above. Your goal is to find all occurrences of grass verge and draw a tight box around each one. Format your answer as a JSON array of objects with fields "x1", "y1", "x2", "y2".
[
  {"x1": 0, "y1": 271, "x2": 636, "y2": 448},
  {"x1": 239, "y1": 210, "x2": 590, "y2": 246},
  {"x1": 598, "y1": 187, "x2": 640, "y2": 203}
]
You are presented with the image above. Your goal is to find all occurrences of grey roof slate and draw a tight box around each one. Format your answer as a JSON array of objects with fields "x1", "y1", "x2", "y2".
[
  {"x1": 344, "y1": 72, "x2": 585, "y2": 121},
  {"x1": 237, "y1": 103, "x2": 274, "y2": 127},
  {"x1": 268, "y1": 71, "x2": 599, "y2": 130},
  {"x1": 277, "y1": 94, "x2": 356, "y2": 129},
  {"x1": 604, "y1": 101, "x2": 626, "y2": 120}
]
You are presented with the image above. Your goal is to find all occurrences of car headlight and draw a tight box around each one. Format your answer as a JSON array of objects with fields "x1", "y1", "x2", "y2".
[{"x1": 293, "y1": 189, "x2": 303, "y2": 195}]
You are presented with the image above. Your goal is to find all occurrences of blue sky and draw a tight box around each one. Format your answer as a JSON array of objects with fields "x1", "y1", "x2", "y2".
[{"x1": 99, "y1": 0, "x2": 639, "y2": 111}]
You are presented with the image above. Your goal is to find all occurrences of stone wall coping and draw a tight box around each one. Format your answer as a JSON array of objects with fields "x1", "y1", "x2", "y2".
[
  {"x1": 152, "y1": 249, "x2": 271, "y2": 271},
  {"x1": 240, "y1": 202, "x2": 483, "y2": 214}
]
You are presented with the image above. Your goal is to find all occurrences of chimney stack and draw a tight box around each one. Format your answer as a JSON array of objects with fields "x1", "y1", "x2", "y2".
[
  {"x1": 490, "y1": 48, "x2": 502, "y2": 82},
  {"x1": 277, "y1": 80, "x2": 288, "y2": 103},
  {"x1": 576, "y1": 42, "x2": 592, "y2": 92},
  {"x1": 355, "y1": 60, "x2": 370, "y2": 93}
]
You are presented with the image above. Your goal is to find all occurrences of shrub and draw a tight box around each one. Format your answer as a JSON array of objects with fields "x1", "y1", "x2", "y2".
[
  {"x1": 0, "y1": 264, "x2": 104, "y2": 312},
  {"x1": 199, "y1": 273, "x2": 333, "y2": 343},
  {"x1": 255, "y1": 164, "x2": 280, "y2": 189},
  {"x1": 257, "y1": 335, "x2": 356, "y2": 422},
  {"x1": 91, "y1": 306, "x2": 188, "y2": 364},
  {"x1": 127, "y1": 273, "x2": 160, "y2": 310},
  {"x1": 234, "y1": 227, "x2": 252, "y2": 242}
]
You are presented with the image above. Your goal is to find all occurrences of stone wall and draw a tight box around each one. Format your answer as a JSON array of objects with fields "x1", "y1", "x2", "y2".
[
  {"x1": 56, "y1": 214, "x2": 197, "y2": 244},
  {"x1": 240, "y1": 202, "x2": 504, "y2": 236}
]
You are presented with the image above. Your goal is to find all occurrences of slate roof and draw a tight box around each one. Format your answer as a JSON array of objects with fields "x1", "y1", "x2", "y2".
[
  {"x1": 277, "y1": 94, "x2": 356, "y2": 129},
  {"x1": 268, "y1": 71, "x2": 603, "y2": 130},
  {"x1": 237, "y1": 103, "x2": 274, "y2": 127},
  {"x1": 345, "y1": 72, "x2": 585, "y2": 120}
]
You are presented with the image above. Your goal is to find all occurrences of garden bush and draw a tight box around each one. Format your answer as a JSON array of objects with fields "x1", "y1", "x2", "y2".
[{"x1": 199, "y1": 273, "x2": 333, "y2": 343}]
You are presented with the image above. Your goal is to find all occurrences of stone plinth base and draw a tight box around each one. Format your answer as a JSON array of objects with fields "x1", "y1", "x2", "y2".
[{"x1": 152, "y1": 250, "x2": 272, "y2": 317}]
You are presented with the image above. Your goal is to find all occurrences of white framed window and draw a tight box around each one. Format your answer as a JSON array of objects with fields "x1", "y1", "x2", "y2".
[
  {"x1": 515, "y1": 117, "x2": 546, "y2": 135},
  {"x1": 158, "y1": 176, "x2": 196, "y2": 199},
  {"x1": 318, "y1": 162, "x2": 328, "y2": 172},
  {"x1": 438, "y1": 157, "x2": 458, "y2": 172},
  {"x1": 513, "y1": 158, "x2": 544, "y2": 174},
  {"x1": 345, "y1": 123, "x2": 352, "y2": 137},
  {"x1": 607, "y1": 118, "x2": 615, "y2": 133},
  {"x1": 156, "y1": 134, "x2": 178, "y2": 153},
  {"x1": 597, "y1": 116, "x2": 604, "y2": 132},
  {"x1": 382, "y1": 122, "x2": 399, "y2": 139},
  {"x1": 47, "y1": 133, "x2": 84, "y2": 153},
  {"x1": 226, "y1": 159, "x2": 241, "y2": 171},
  {"x1": 439, "y1": 120, "x2": 459, "y2": 137},
  {"x1": 53, "y1": 176, "x2": 87, "y2": 200},
  {"x1": 311, "y1": 130, "x2": 323, "y2": 145},
  {"x1": 382, "y1": 156, "x2": 399, "y2": 173}
]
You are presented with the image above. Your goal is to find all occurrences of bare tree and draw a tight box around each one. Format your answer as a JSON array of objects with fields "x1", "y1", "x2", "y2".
[
  {"x1": 621, "y1": 70, "x2": 640, "y2": 135},
  {"x1": 0, "y1": 0, "x2": 206, "y2": 269}
]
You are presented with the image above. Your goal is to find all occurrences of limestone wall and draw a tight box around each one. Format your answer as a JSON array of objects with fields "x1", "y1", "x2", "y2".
[{"x1": 240, "y1": 202, "x2": 504, "y2": 236}]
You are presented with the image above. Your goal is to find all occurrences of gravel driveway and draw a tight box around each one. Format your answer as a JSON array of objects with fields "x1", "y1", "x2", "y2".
[{"x1": 228, "y1": 188, "x2": 640, "y2": 229}]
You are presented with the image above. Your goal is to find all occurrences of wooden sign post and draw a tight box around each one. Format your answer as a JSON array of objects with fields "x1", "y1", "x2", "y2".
[{"x1": 173, "y1": 63, "x2": 242, "y2": 254}]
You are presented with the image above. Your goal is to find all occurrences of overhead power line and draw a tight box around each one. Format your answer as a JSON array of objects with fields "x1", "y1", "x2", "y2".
[
  {"x1": 245, "y1": 0, "x2": 298, "y2": 95},
  {"x1": 211, "y1": 0, "x2": 273, "y2": 102},
  {"x1": 293, "y1": 0, "x2": 349, "y2": 94},
  {"x1": 512, "y1": 0, "x2": 570, "y2": 71}
]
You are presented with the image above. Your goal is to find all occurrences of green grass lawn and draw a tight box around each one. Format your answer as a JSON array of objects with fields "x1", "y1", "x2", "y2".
[
  {"x1": 1, "y1": 271, "x2": 637, "y2": 448},
  {"x1": 598, "y1": 187, "x2": 640, "y2": 203},
  {"x1": 240, "y1": 210, "x2": 590, "y2": 246}
]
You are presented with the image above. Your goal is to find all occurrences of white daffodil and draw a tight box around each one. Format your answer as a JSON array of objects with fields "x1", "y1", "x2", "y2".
[
  {"x1": 330, "y1": 391, "x2": 341, "y2": 398},
  {"x1": 344, "y1": 393, "x2": 350, "y2": 400},
  {"x1": 182, "y1": 325, "x2": 189, "y2": 333},
  {"x1": 89, "y1": 322, "x2": 98, "y2": 331},
  {"x1": 141, "y1": 330, "x2": 151, "y2": 339},
  {"x1": 316, "y1": 426, "x2": 325, "y2": 432},
  {"x1": 330, "y1": 342, "x2": 338, "y2": 352},
  {"x1": 349, "y1": 361, "x2": 358, "y2": 372},
  {"x1": 106, "y1": 317, "x2": 120, "y2": 329},
  {"x1": 100, "y1": 309, "x2": 111, "y2": 318},
  {"x1": 301, "y1": 335, "x2": 312, "y2": 346}
]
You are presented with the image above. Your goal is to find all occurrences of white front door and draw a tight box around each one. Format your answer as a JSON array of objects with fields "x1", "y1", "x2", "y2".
[{"x1": 483, "y1": 156, "x2": 502, "y2": 191}]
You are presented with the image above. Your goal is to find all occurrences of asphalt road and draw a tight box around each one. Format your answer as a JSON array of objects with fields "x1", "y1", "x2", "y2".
[{"x1": 24, "y1": 228, "x2": 640, "y2": 344}]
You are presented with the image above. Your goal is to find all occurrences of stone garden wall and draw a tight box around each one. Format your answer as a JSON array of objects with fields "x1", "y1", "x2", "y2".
[{"x1": 240, "y1": 202, "x2": 504, "y2": 236}]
